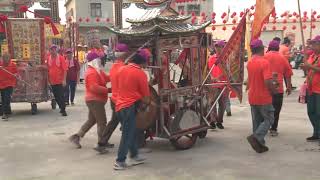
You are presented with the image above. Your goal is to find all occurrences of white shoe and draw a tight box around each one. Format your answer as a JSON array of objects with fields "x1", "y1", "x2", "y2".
[
  {"x1": 129, "y1": 155, "x2": 146, "y2": 166},
  {"x1": 114, "y1": 161, "x2": 128, "y2": 170}
]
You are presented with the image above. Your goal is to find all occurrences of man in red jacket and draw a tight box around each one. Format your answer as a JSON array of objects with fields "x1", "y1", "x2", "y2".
[
  {"x1": 0, "y1": 54, "x2": 17, "y2": 121},
  {"x1": 102, "y1": 43, "x2": 129, "y2": 147},
  {"x1": 114, "y1": 49, "x2": 151, "y2": 170},
  {"x1": 247, "y1": 39, "x2": 277, "y2": 153},
  {"x1": 69, "y1": 51, "x2": 112, "y2": 154},
  {"x1": 47, "y1": 45, "x2": 68, "y2": 116},
  {"x1": 265, "y1": 40, "x2": 293, "y2": 136}
]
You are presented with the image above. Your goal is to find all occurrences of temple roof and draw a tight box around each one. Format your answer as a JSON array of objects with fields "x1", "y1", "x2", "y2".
[{"x1": 106, "y1": 21, "x2": 211, "y2": 36}]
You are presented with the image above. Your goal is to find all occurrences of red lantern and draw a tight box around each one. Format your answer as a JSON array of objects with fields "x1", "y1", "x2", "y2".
[
  {"x1": 292, "y1": 25, "x2": 297, "y2": 30},
  {"x1": 211, "y1": 12, "x2": 216, "y2": 17},
  {"x1": 303, "y1": 11, "x2": 308, "y2": 15},
  {"x1": 211, "y1": 26, "x2": 216, "y2": 31},
  {"x1": 192, "y1": 12, "x2": 196, "y2": 16},
  {"x1": 181, "y1": 11, "x2": 185, "y2": 15},
  {"x1": 232, "y1": 26, "x2": 236, "y2": 31},
  {"x1": 313, "y1": 11, "x2": 317, "y2": 15},
  {"x1": 223, "y1": 19, "x2": 227, "y2": 24},
  {"x1": 282, "y1": 26, "x2": 287, "y2": 30},
  {"x1": 222, "y1": 26, "x2": 227, "y2": 31},
  {"x1": 85, "y1": 17, "x2": 90, "y2": 22},
  {"x1": 68, "y1": 17, "x2": 72, "y2": 22},
  {"x1": 240, "y1": 12, "x2": 244, "y2": 17},
  {"x1": 312, "y1": 25, "x2": 316, "y2": 29},
  {"x1": 312, "y1": 17, "x2": 316, "y2": 22},
  {"x1": 250, "y1": 5, "x2": 255, "y2": 10},
  {"x1": 317, "y1": 15, "x2": 320, "y2": 19},
  {"x1": 303, "y1": 18, "x2": 307, "y2": 22},
  {"x1": 211, "y1": 19, "x2": 216, "y2": 24},
  {"x1": 283, "y1": 19, "x2": 287, "y2": 24},
  {"x1": 96, "y1": 18, "x2": 100, "y2": 22},
  {"x1": 231, "y1": 12, "x2": 237, "y2": 18},
  {"x1": 79, "y1": 17, "x2": 83, "y2": 22},
  {"x1": 263, "y1": 26, "x2": 267, "y2": 31},
  {"x1": 191, "y1": 18, "x2": 196, "y2": 24},
  {"x1": 303, "y1": 25, "x2": 307, "y2": 29},
  {"x1": 106, "y1": 18, "x2": 110, "y2": 23},
  {"x1": 201, "y1": 12, "x2": 206, "y2": 17},
  {"x1": 293, "y1": 12, "x2": 297, "y2": 16},
  {"x1": 272, "y1": 26, "x2": 276, "y2": 30},
  {"x1": 292, "y1": 19, "x2": 297, "y2": 23},
  {"x1": 232, "y1": 19, "x2": 237, "y2": 24}
]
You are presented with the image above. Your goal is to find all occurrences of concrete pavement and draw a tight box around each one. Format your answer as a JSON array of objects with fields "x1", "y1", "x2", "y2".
[{"x1": 0, "y1": 69, "x2": 319, "y2": 180}]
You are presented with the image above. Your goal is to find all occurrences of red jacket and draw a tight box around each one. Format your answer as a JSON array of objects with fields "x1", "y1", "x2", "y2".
[
  {"x1": 85, "y1": 67, "x2": 111, "y2": 102},
  {"x1": 0, "y1": 60, "x2": 17, "y2": 89}
]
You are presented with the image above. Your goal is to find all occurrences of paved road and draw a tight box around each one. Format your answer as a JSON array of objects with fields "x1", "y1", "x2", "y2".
[{"x1": 0, "y1": 69, "x2": 319, "y2": 180}]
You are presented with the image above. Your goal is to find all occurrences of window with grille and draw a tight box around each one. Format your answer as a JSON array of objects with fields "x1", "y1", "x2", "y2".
[
  {"x1": 90, "y1": 3, "x2": 102, "y2": 17},
  {"x1": 187, "y1": 4, "x2": 200, "y2": 16}
]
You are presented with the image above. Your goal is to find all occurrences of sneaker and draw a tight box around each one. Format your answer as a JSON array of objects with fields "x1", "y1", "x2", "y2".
[
  {"x1": 71, "y1": 102, "x2": 75, "y2": 106},
  {"x1": 69, "y1": 134, "x2": 81, "y2": 149},
  {"x1": 101, "y1": 142, "x2": 114, "y2": 148},
  {"x1": 129, "y1": 155, "x2": 146, "y2": 166},
  {"x1": 61, "y1": 111, "x2": 68, "y2": 116},
  {"x1": 270, "y1": 130, "x2": 279, "y2": 137},
  {"x1": 210, "y1": 122, "x2": 216, "y2": 129},
  {"x1": 65, "y1": 102, "x2": 70, "y2": 106},
  {"x1": 306, "y1": 136, "x2": 320, "y2": 142},
  {"x1": 216, "y1": 123, "x2": 225, "y2": 129},
  {"x1": 226, "y1": 112, "x2": 232, "y2": 116},
  {"x1": 138, "y1": 147, "x2": 152, "y2": 154},
  {"x1": 247, "y1": 135, "x2": 263, "y2": 153},
  {"x1": 260, "y1": 144, "x2": 269, "y2": 153},
  {"x1": 93, "y1": 145, "x2": 109, "y2": 154},
  {"x1": 114, "y1": 161, "x2": 128, "y2": 170},
  {"x1": 2, "y1": 114, "x2": 8, "y2": 121}
]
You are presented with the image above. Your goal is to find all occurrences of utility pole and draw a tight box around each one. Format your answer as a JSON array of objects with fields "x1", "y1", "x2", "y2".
[{"x1": 114, "y1": 0, "x2": 123, "y2": 28}]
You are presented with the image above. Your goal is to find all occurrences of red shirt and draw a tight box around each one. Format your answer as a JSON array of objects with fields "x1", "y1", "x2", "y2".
[
  {"x1": 66, "y1": 58, "x2": 80, "y2": 81},
  {"x1": 208, "y1": 54, "x2": 227, "y2": 88},
  {"x1": 116, "y1": 63, "x2": 150, "y2": 112},
  {"x1": 47, "y1": 55, "x2": 68, "y2": 85},
  {"x1": 247, "y1": 55, "x2": 273, "y2": 105},
  {"x1": 265, "y1": 51, "x2": 293, "y2": 93},
  {"x1": 109, "y1": 60, "x2": 125, "y2": 104},
  {"x1": 0, "y1": 60, "x2": 17, "y2": 89},
  {"x1": 279, "y1": 45, "x2": 290, "y2": 60},
  {"x1": 85, "y1": 67, "x2": 110, "y2": 102},
  {"x1": 307, "y1": 54, "x2": 320, "y2": 94}
]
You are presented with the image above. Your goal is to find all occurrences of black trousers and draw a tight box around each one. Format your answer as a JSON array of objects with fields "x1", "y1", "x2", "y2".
[
  {"x1": 0, "y1": 87, "x2": 13, "y2": 116},
  {"x1": 51, "y1": 84, "x2": 66, "y2": 112},
  {"x1": 271, "y1": 93, "x2": 284, "y2": 131},
  {"x1": 64, "y1": 80, "x2": 77, "y2": 103}
]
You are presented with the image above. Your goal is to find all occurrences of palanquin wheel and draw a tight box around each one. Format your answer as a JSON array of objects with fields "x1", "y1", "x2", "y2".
[{"x1": 170, "y1": 134, "x2": 198, "y2": 150}]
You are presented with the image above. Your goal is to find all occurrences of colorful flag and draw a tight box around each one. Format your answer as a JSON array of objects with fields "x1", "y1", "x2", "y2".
[
  {"x1": 216, "y1": 15, "x2": 247, "y2": 102},
  {"x1": 251, "y1": 0, "x2": 275, "y2": 40}
]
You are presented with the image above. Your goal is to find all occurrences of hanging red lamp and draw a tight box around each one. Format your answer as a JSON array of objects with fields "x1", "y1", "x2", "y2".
[
  {"x1": 232, "y1": 26, "x2": 236, "y2": 31},
  {"x1": 85, "y1": 17, "x2": 90, "y2": 23},
  {"x1": 282, "y1": 26, "x2": 287, "y2": 30},
  {"x1": 292, "y1": 25, "x2": 296, "y2": 30},
  {"x1": 211, "y1": 19, "x2": 216, "y2": 24},
  {"x1": 272, "y1": 26, "x2": 276, "y2": 30},
  {"x1": 211, "y1": 26, "x2": 216, "y2": 31},
  {"x1": 232, "y1": 19, "x2": 237, "y2": 24},
  {"x1": 223, "y1": 19, "x2": 227, "y2": 24},
  {"x1": 79, "y1": 17, "x2": 83, "y2": 22},
  {"x1": 222, "y1": 26, "x2": 227, "y2": 31}
]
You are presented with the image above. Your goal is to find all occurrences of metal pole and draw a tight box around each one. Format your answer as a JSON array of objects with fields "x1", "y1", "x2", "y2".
[{"x1": 297, "y1": 0, "x2": 306, "y2": 54}]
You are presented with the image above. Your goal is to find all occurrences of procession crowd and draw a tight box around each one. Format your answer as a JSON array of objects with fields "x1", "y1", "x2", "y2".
[{"x1": 0, "y1": 33, "x2": 320, "y2": 170}]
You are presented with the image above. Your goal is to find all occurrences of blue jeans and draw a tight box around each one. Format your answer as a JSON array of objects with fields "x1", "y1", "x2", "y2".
[
  {"x1": 251, "y1": 104, "x2": 275, "y2": 145},
  {"x1": 307, "y1": 92, "x2": 320, "y2": 137},
  {"x1": 64, "y1": 80, "x2": 77, "y2": 103},
  {"x1": 116, "y1": 104, "x2": 138, "y2": 163}
]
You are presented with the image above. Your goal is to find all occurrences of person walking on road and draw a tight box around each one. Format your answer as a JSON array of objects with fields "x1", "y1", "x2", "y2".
[
  {"x1": 265, "y1": 40, "x2": 293, "y2": 136},
  {"x1": 69, "y1": 51, "x2": 112, "y2": 153},
  {"x1": 301, "y1": 35, "x2": 320, "y2": 142},
  {"x1": 47, "y1": 45, "x2": 68, "y2": 116},
  {"x1": 114, "y1": 49, "x2": 151, "y2": 170},
  {"x1": 64, "y1": 49, "x2": 80, "y2": 106},
  {"x1": 0, "y1": 54, "x2": 17, "y2": 121},
  {"x1": 246, "y1": 39, "x2": 277, "y2": 153}
]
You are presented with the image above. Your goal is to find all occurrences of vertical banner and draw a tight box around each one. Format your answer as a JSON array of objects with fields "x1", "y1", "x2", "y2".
[{"x1": 217, "y1": 15, "x2": 247, "y2": 102}]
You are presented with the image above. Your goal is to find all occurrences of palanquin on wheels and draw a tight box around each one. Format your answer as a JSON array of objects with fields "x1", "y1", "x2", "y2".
[{"x1": 107, "y1": 1, "x2": 221, "y2": 150}]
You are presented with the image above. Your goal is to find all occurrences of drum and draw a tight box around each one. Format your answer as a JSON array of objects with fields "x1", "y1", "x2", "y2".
[{"x1": 136, "y1": 86, "x2": 159, "y2": 130}]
